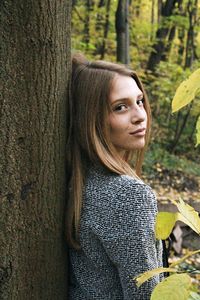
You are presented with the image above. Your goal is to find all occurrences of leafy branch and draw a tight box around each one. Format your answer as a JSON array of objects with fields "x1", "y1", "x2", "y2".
[
  {"x1": 172, "y1": 68, "x2": 200, "y2": 146},
  {"x1": 134, "y1": 69, "x2": 200, "y2": 299},
  {"x1": 134, "y1": 198, "x2": 200, "y2": 299}
]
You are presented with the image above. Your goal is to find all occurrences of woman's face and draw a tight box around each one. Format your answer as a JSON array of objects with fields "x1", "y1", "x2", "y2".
[{"x1": 108, "y1": 74, "x2": 147, "y2": 154}]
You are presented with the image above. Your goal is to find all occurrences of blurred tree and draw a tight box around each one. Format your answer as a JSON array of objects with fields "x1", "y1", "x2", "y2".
[
  {"x1": 177, "y1": 0, "x2": 185, "y2": 65},
  {"x1": 116, "y1": 0, "x2": 130, "y2": 64},
  {"x1": 185, "y1": 0, "x2": 198, "y2": 68},
  {"x1": 167, "y1": 0, "x2": 199, "y2": 152},
  {"x1": 147, "y1": 0, "x2": 179, "y2": 71},
  {"x1": 84, "y1": 0, "x2": 94, "y2": 50},
  {"x1": 151, "y1": 0, "x2": 156, "y2": 41},
  {"x1": 0, "y1": 0, "x2": 71, "y2": 299},
  {"x1": 94, "y1": 0, "x2": 111, "y2": 58},
  {"x1": 158, "y1": 0, "x2": 163, "y2": 22},
  {"x1": 100, "y1": 0, "x2": 111, "y2": 58},
  {"x1": 95, "y1": 0, "x2": 106, "y2": 32}
]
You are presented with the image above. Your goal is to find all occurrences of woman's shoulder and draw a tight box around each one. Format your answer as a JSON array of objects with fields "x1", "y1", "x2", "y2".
[
  {"x1": 82, "y1": 164, "x2": 158, "y2": 238},
  {"x1": 85, "y1": 164, "x2": 156, "y2": 206}
]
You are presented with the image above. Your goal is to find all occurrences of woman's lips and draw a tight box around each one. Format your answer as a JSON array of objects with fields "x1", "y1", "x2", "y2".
[{"x1": 130, "y1": 128, "x2": 146, "y2": 136}]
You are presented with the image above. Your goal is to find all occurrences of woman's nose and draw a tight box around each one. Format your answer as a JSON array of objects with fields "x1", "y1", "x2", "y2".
[
  {"x1": 131, "y1": 107, "x2": 146, "y2": 124},
  {"x1": 131, "y1": 107, "x2": 147, "y2": 124}
]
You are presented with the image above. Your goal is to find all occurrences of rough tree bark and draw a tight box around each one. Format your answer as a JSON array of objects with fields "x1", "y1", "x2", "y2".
[
  {"x1": 115, "y1": 0, "x2": 130, "y2": 64},
  {"x1": 0, "y1": 0, "x2": 71, "y2": 299}
]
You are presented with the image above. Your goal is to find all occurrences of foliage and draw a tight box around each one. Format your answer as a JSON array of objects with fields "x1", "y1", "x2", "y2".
[
  {"x1": 135, "y1": 267, "x2": 177, "y2": 287},
  {"x1": 155, "y1": 198, "x2": 200, "y2": 239},
  {"x1": 145, "y1": 61, "x2": 200, "y2": 155},
  {"x1": 172, "y1": 69, "x2": 200, "y2": 146},
  {"x1": 172, "y1": 68, "x2": 200, "y2": 113},
  {"x1": 137, "y1": 69, "x2": 200, "y2": 298},
  {"x1": 189, "y1": 291, "x2": 200, "y2": 300},
  {"x1": 144, "y1": 144, "x2": 200, "y2": 177},
  {"x1": 135, "y1": 250, "x2": 200, "y2": 299},
  {"x1": 135, "y1": 198, "x2": 200, "y2": 298},
  {"x1": 151, "y1": 274, "x2": 192, "y2": 300}
]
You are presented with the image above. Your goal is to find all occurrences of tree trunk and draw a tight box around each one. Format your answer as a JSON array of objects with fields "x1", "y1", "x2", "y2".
[
  {"x1": 161, "y1": 25, "x2": 176, "y2": 60},
  {"x1": 84, "y1": 0, "x2": 90, "y2": 49},
  {"x1": 100, "y1": 0, "x2": 111, "y2": 59},
  {"x1": 176, "y1": 0, "x2": 185, "y2": 65},
  {"x1": 151, "y1": 0, "x2": 156, "y2": 41},
  {"x1": 95, "y1": 0, "x2": 106, "y2": 32},
  {"x1": 135, "y1": 0, "x2": 141, "y2": 17},
  {"x1": 84, "y1": 0, "x2": 94, "y2": 50},
  {"x1": 177, "y1": 27, "x2": 185, "y2": 65},
  {"x1": 158, "y1": 0, "x2": 162, "y2": 23},
  {"x1": 147, "y1": 0, "x2": 178, "y2": 72},
  {"x1": 116, "y1": 0, "x2": 130, "y2": 64},
  {"x1": 0, "y1": 1, "x2": 71, "y2": 299},
  {"x1": 184, "y1": 0, "x2": 198, "y2": 68}
]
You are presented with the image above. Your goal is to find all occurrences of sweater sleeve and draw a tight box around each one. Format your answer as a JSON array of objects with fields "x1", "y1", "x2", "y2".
[{"x1": 90, "y1": 178, "x2": 163, "y2": 300}]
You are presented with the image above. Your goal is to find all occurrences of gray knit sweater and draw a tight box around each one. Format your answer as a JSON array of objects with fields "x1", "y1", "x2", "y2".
[{"x1": 68, "y1": 164, "x2": 163, "y2": 300}]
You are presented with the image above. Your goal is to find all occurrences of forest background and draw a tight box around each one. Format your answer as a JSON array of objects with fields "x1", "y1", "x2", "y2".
[
  {"x1": 72, "y1": 0, "x2": 200, "y2": 283},
  {"x1": 72, "y1": 0, "x2": 200, "y2": 198}
]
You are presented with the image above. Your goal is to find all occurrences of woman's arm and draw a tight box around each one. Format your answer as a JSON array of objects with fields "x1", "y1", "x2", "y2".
[{"x1": 91, "y1": 178, "x2": 163, "y2": 299}]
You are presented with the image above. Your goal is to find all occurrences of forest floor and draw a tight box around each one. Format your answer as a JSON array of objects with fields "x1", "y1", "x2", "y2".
[{"x1": 144, "y1": 166, "x2": 200, "y2": 292}]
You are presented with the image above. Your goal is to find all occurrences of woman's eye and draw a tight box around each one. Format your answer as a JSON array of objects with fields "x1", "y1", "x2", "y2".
[
  {"x1": 114, "y1": 104, "x2": 127, "y2": 111},
  {"x1": 136, "y1": 99, "x2": 144, "y2": 106}
]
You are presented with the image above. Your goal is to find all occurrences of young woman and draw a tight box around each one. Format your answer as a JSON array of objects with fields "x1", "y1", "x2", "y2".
[{"x1": 66, "y1": 53, "x2": 164, "y2": 299}]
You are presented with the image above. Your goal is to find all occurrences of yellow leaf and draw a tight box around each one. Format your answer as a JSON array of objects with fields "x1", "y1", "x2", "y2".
[
  {"x1": 155, "y1": 199, "x2": 200, "y2": 240},
  {"x1": 196, "y1": 115, "x2": 200, "y2": 147},
  {"x1": 134, "y1": 267, "x2": 177, "y2": 287},
  {"x1": 172, "y1": 68, "x2": 200, "y2": 113},
  {"x1": 151, "y1": 274, "x2": 191, "y2": 300},
  {"x1": 174, "y1": 198, "x2": 200, "y2": 235},
  {"x1": 170, "y1": 249, "x2": 200, "y2": 268},
  {"x1": 155, "y1": 212, "x2": 178, "y2": 240}
]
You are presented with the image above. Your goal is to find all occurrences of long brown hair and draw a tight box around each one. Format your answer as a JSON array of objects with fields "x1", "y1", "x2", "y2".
[{"x1": 66, "y1": 53, "x2": 151, "y2": 249}]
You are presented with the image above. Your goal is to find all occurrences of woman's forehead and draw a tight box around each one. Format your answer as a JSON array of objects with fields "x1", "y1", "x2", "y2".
[{"x1": 109, "y1": 74, "x2": 142, "y2": 102}]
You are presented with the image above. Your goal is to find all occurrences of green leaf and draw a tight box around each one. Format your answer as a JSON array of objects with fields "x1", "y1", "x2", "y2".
[
  {"x1": 134, "y1": 267, "x2": 177, "y2": 287},
  {"x1": 172, "y1": 69, "x2": 200, "y2": 113},
  {"x1": 174, "y1": 198, "x2": 200, "y2": 235},
  {"x1": 155, "y1": 212, "x2": 178, "y2": 239},
  {"x1": 196, "y1": 116, "x2": 200, "y2": 147},
  {"x1": 156, "y1": 198, "x2": 200, "y2": 240},
  {"x1": 150, "y1": 274, "x2": 191, "y2": 300},
  {"x1": 188, "y1": 291, "x2": 200, "y2": 300}
]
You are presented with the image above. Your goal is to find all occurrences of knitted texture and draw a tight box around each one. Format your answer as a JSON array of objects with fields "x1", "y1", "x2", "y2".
[{"x1": 68, "y1": 164, "x2": 163, "y2": 299}]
